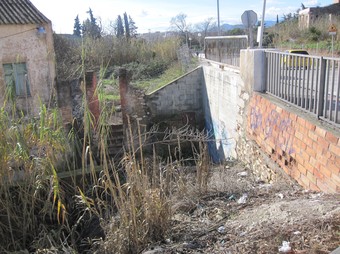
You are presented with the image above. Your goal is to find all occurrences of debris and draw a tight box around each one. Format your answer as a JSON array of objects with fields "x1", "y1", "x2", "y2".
[
  {"x1": 277, "y1": 193, "x2": 284, "y2": 199},
  {"x1": 237, "y1": 171, "x2": 248, "y2": 177},
  {"x1": 217, "y1": 226, "x2": 226, "y2": 234},
  {"x1": 237, "y1": 193, "x2": 248, "y2": 204},
  {"x1": 293, "y1": 231, "x2": 301, "y2": 235},
  {"x1": 239, "y1": 232, "x2": 247, "y2": 236},
  {"x1": 278, "y1": 241, "x2": 292, "y2": 253},
  {"x1": 228, "y1": 194, "x2": 236, "y2": 201}
]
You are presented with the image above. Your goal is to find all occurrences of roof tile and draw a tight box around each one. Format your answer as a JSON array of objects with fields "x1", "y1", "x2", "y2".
[{"x1": 0, "y1": 0, "x2": 50, "y2": 25}]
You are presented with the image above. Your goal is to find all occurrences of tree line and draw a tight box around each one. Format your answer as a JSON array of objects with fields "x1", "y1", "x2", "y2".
[{"x1": 73, "y1": 8, "x2": 137, "y2": 39}]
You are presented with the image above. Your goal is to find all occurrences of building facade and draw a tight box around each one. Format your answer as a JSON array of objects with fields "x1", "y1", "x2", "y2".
[
  {"x1": 0, "y1": 0, "x2": 56, "y2": 115},
  {"x1": 299, "y1": 2, "x2": 340, "y2": 29}
]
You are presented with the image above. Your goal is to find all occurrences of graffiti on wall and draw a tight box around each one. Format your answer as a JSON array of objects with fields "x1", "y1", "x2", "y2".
[{"x1": 250, "y1": 107, "x2": 296, "y2": 155}]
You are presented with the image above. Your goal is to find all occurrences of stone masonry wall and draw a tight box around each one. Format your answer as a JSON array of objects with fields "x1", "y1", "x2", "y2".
[
  {"x1": 247, "y1": 93, "x2": 340, "y2": 193},
  {"x1": 145, "y1": 67, "x2": 203, "y2": 119}
]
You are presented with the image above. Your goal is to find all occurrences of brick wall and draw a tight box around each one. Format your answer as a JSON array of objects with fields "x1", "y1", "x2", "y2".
[{"x1": 247, "y1": 93, "x2": 340, "y2": 193}]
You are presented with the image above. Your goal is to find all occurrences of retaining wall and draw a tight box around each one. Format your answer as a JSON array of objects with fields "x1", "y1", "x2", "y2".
[{"x1": 247, "y1": 93, "x2": 340, "y2": 193}]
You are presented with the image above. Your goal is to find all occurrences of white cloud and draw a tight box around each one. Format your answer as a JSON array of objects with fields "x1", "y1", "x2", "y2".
[{"x1": 302, "y1": 0, "x2": 320, "y2": 6}]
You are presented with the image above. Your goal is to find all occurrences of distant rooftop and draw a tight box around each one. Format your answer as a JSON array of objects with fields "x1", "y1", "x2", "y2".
[{"x1": 0, "y1": 0, "x2": 50, "y2": 25}]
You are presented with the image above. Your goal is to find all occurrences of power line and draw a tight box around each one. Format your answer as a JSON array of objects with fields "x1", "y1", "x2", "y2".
[{"x1": 0, "y1": 27, "x2": 37, "y2": 40}]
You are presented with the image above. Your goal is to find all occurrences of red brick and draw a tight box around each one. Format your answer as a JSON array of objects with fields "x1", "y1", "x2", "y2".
[
  {"x1": 305, "y1": 121, "x2": 316, "y2": 131},
  {"x1": 317, "y1": 137, "x2": 330, "y2": 150},
  {"x1": 304, "y1": 161, "x2": 315, "y2": 173},
  {"x1": 325, "y1": 132, "x2": 339, "y2": 144},
  {"x1": 300, "y1": 174, "x2": 310, "y2": 188},
  {"x1": 276, "y1": 106, "x2": 283, "y2": 114},
  {"x1": 315, "y1": 126, "x2": 327, "y2": 138},
  {"x1": 304, "y1": 137, "x2": 314, "y2": 148},
  {"x1": 302, "y1": 126, "x2": 311, "y2": 137},
  {"x1": 324, "y1": 179, "x2": 338, "y2": 193},
  {"x1": 302, "y1": 151, "x2": 310, "y2": 162},
  {"x1": 309, "y1": 182, "x2": 320, "y2": 191},
  {"x1": 305, "y1": 146, "x2": 317, "y2": 158},
  {"x1": 295, "y1": 131, "x2": 304, "y2": 141},
  {"x1": 306, "y1": 171, "x2": 317, "y2": 184},
  {"x1": 308, "y1": 130, "x2": 318, "y2": 142},
  {"x1": 297, "y1": 117, "x2": 306, "y2": 127},
  {"x1": 336, "y1": 156, "x2": 340, "y2": 168},
  {"x1": 291, "y1": 169, "x2": 301, "y2": 179},
  {"x1": 331, "y1": 173, "x2": 340, "y2": 186},
  {"x1": 293, "y1": 139, "x2": 306, "y2": 152},
  {"x1": 317, "y1": 154, "x2": 330, "y2": 167},
  {"x1": 297, "y1": 163, "x2": 307, "y2": 175},
  {"x1": 328, "y1": 162, "x2": 340, "y2": 174},
  {"x1": 316, "y1": 179, "x2": 331, "y2": 193},
  {"x1": 295, "y1": 152, "x2": 305, "y2": 164},
  {"x1": 329, "y1": 144, "x2": 340, "y2": 155},
  {"x1": 309, "y1": 157, "x2": 318, "y2": 167},
  {"x1": 313, "y1": 168, "x2": 324, "y2": 180},
  {"x1": 319, "y1": 165, "x2": 332, "y2": 178},
  {"x1": 289, "y1": 113, "x2": 298, "y2": 121}
]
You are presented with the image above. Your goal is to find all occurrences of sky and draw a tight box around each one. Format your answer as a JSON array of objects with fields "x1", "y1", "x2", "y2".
[{"x1": 30, "y1": 0, "x2": 333, "y2": 34}]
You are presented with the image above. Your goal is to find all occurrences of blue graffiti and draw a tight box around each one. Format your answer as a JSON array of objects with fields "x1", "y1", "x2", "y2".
[{"x1": 250, "y1": 108, "x2": 296, "y2": 156}]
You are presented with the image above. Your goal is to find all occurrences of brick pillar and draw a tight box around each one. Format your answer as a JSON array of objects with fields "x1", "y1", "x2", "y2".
[
  {"x1": 119, "y1": 68, "x2": 128, "y2": 126},
  {"x1": 86, "y1": 71, "x2": 100, "y2": 126}
]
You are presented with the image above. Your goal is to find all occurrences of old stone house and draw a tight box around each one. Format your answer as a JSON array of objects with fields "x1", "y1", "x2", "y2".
[
  {"x1": 0, "y1": 0, "x2": 56, "y2": 115},
  {"x1": 299, "y1": 0, "x2": 340, "y2": 29}
]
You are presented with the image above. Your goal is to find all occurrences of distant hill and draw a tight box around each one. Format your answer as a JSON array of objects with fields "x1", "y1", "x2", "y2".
[{"x1": 220, "y1": 20, "x2": 276, "y2": 31}]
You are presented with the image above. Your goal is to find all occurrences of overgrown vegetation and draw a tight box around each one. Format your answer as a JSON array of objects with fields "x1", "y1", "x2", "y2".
[
  {"x1": 0, "y1": 33, "x2": 207, "y2": 252},
  {"x1": 266, "y1": 15, "x2": 340, "y2": 55},
  {"x1": 0, "y1": 99, "x2": 212, "y2": 253}
]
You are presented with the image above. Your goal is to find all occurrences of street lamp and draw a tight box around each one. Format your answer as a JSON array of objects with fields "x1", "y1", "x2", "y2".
[
  {"x1": 198, "y1": 33, "x2": 202, "y2": 50},
  {"x1": 189, "y1": 37, "x2": 192, "y2": 48}
]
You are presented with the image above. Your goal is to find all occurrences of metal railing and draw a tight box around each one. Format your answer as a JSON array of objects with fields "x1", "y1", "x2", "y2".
[
  {"x1": 204, "y1": 35, "x2": 248, "y2": 67},
  {"x1": 266, "y1": 50, "x2": 340, "y2": 125}
]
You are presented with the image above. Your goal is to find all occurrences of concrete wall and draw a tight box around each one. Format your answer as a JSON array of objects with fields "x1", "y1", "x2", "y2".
[
  {"x1": 0, "y1": 23, "x2": 56, "y2": 115},
  {"x1": 202, "y1": 64, "x2": 248, "y2": 162},
  {"x1": 145, "y1": 67, "x2": 203, "y2": 125}
]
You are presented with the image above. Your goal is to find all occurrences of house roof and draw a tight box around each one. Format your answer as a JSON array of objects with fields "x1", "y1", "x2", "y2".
[{"x1": 0, "y1": 0, "x2": 50, "y2": 25}]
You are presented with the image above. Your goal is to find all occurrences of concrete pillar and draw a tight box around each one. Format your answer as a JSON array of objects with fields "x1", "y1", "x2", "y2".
[{"x1": 240, "y1": 49, "x2": 266, "y2": 93}]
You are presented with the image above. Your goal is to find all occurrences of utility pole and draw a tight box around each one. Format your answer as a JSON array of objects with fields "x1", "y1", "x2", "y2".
[
  {"x1": 259, "y1": 0, "x2": 266, "y2": 48},
  {"x1": 217, "y1": 0, "x2": 221, "y2": 36}
]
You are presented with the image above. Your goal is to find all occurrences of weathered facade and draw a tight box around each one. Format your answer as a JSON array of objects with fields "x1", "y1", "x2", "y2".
[
  {"x1": 0, "y1": 0, "x2": 56, "y2": 115},
  {"x1": 299, "y1": 3, "x2": 340, "y2": 30}
]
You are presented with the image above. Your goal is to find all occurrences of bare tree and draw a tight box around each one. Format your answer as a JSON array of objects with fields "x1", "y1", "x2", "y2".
[
  {"x1": 170, "y1": 13, "x2": 188, "y2": 34},
  {"x1": 195, "y1": 17, "x2": 214, "y2": 37}
]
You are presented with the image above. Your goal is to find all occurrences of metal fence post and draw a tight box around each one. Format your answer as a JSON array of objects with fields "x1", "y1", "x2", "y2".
[{"x1": 317, "y1": 57, "x2": 326, "y2": 118}]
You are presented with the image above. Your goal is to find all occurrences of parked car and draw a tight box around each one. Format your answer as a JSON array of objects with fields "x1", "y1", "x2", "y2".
[{"x1": 282, "y1": 50, "x2": 310, "y2": 69}]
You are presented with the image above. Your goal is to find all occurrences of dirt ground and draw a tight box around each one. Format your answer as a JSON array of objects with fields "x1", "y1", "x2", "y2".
[{"x1": 142, "y1": 163, "x2": 340, "y2": 254}]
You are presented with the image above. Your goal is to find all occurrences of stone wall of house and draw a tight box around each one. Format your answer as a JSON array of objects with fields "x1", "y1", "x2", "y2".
[{"x1": 0, "y1": 23, "x2": 56, "y2": 115}]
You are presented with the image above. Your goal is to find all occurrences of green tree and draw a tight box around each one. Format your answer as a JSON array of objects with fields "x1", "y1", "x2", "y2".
[
  {"x1": 123, "y1": 12, "x2": 130, "y2": 39},
  {"x1": 82, "y1": 8, "x2": 101, "y2": 39},
  {"x1": 227, "y1": 28, "x2": 245, "y2": 35},
  {"x1": 115, "y1": 15, "x2": 125, "y2": 38},
  {"x1": 73, "y1": 15, "x2": 82, "y2": 37},
  {"x1": 129, "y1": 15, "x2": 138, "y2": 37}
]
